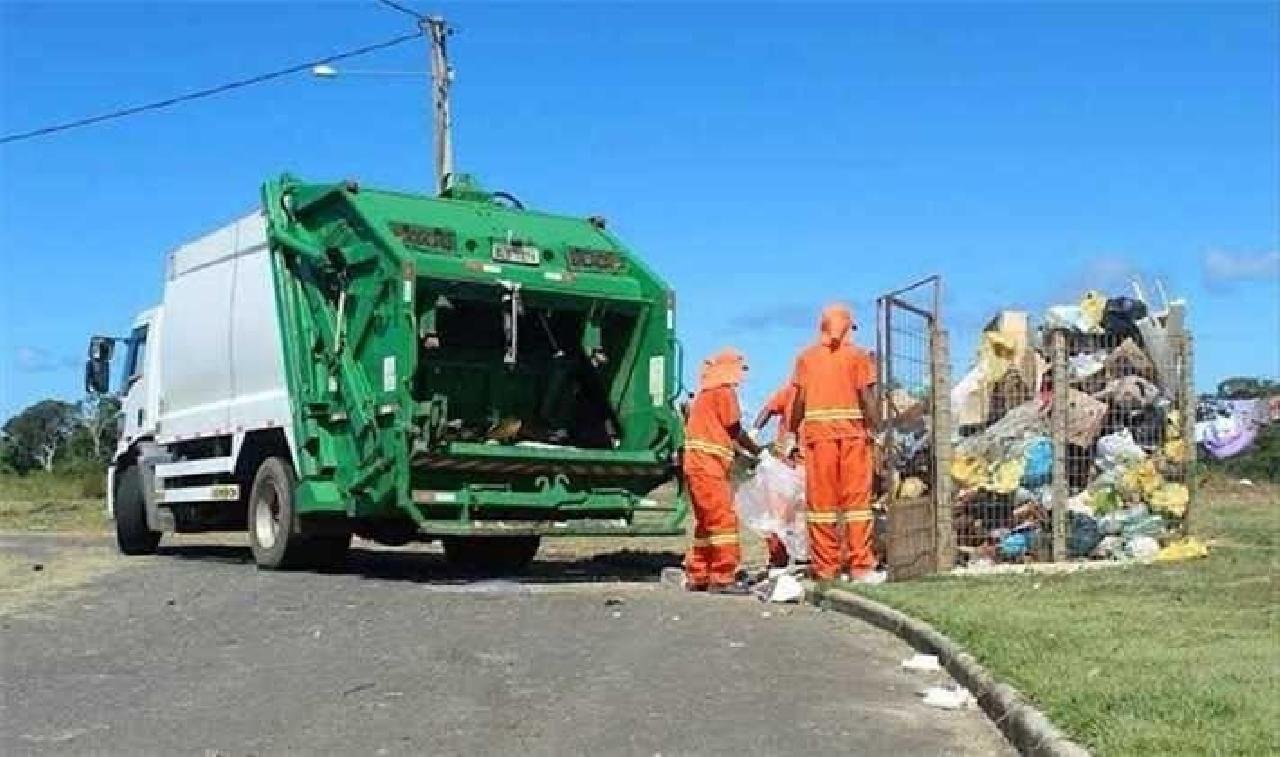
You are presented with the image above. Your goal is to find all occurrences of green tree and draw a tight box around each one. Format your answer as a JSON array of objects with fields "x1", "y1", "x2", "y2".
[
  {"x1": 1216, "y1": 376, "x2": 1280, "y2": 399},
  {"x1": 1, "y1": 400, "x2": 80, "y2": 473}
]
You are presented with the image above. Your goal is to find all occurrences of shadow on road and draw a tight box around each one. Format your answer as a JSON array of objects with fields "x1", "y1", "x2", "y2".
[{"x1": 156, "y1": 542, "x2": 682, "y2": 586}]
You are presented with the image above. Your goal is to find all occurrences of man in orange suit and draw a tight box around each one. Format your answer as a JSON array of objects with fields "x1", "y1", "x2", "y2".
[
  {"x1": 753, "y1": 378, "x2": 801, "y2": 569},
  {"x1": 786, "y1": 304, "x2": 884, "y2": 583},
  {"x1": 683, "y1": 348, "x2": 761, "y2": 594}
]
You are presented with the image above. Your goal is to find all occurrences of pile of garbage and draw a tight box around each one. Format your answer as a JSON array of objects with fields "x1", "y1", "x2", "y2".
[
  {"x1": 1195, "y1": 396, "x2": 1273, "y2": 459},
  {"x1": 949, "y1": 283, "x2": 1197, "y2": 565}
]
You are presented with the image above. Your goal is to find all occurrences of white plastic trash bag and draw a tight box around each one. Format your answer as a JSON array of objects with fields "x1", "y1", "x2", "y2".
[{"x1": 734, "y1": 451, "x2": 808, "y2": 561}]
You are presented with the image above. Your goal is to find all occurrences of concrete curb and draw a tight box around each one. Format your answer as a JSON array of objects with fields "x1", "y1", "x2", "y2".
[{"x1": 817, "y1": 587, "x2": 1091, "y2": 757}]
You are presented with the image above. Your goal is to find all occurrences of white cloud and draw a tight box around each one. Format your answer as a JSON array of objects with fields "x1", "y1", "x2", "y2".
[{"x1": 1203, "y1": 250, "x2": 1280, "y2": 286}]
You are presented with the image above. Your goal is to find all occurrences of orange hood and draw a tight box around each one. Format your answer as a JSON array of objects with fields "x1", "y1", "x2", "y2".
[
  {"x1": 819, "y1": 303, "x2": 855, "y2": 348},
  {"x1": 698, "y1": 348, "x2": 748, "y2": 391}
]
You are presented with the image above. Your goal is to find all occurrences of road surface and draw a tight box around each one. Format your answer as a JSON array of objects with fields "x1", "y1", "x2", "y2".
[{"x1": 1, "y1": 533, "x2": 1010, "y2": 756}]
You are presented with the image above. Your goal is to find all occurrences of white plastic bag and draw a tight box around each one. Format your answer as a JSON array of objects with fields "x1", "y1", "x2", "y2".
[{"x1": 734, "y1": 451, "x2": 808, "y2": 561}]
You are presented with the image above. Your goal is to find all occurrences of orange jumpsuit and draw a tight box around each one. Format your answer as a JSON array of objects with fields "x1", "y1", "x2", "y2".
[
  {"x1": 792, "y1": 307, "x2": 877, "y2": 580},
  {"x1": 682, "y1": 353, "x2": 747, "y2": 589},
  {"x1": 759, "y1": 382, "x2": 799, "y2": 568}
]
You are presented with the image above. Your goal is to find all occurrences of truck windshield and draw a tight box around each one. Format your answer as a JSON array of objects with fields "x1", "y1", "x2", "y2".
[{"x1": 121, "y1": 325, "x2": 148, "y2": 388}]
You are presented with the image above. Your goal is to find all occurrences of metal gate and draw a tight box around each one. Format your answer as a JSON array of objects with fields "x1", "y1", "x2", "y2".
[{"x1": 875, "y1": 276, "x2": 951, "y2": 579}]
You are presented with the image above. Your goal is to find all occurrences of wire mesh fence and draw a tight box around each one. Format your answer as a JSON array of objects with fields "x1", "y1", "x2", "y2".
[
  {"x1": 876, "y1": 278, "x2": 948, "y2": 579},
  {"x1": 947, "y1": 296, "x2": 1194, "y2": 567}
]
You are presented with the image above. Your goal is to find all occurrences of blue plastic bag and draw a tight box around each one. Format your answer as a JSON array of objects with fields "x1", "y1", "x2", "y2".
[{"x1": 1020, "y1": 437, "x2": 1053, "y2": 487}]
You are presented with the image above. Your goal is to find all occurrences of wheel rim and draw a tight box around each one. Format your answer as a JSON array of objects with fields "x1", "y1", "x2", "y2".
[{"x1": 254, "y1": 484, "x2": 281, "y2": 550}]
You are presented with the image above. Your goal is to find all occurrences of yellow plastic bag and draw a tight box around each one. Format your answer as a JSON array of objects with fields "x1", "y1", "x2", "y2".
[
  {"x1": 1163, "y1": 438, "x2": 1189, "y2": 463},
  {"x1": 1080, "y1": 290, "x2": 1107, "y2": 332},
  {"x1": 951, "y1": 455, "x2": 987, "y2": 488},
  {"x1": 1149, "y1": 482, "x2": 1190, "y2": 518},
  {"x1": 1121, "y1": 459, "x2": 1162, "y2": 500},
  {"x1": 989, "y1": 458, "x2": 1025, "y2": 494},
  {"x1": 1155, "y1": 537, "x2": 1208, "y2": 562},
  {"x1": 897, "y1": 476, "x2": 927, "y2": 499}
]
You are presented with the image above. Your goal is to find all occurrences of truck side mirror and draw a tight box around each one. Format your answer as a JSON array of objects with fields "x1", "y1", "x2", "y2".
[{"x1": 85, "y1": 336, "x2": 115, "y2": 395}]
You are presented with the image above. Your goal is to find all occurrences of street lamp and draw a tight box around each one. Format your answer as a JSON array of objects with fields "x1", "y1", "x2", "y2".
[{"x1": 310, "y1": 64, "x2": 427, "y2": 78}]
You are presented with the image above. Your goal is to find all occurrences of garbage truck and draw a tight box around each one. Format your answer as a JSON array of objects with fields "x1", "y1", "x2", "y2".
[{"x1": 86, "y1": 173, "x2": 688, "y2": 570}]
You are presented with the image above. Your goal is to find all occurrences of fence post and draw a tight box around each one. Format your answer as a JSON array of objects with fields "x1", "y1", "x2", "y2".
[
  {"x1": 1050, "y1": 330, "x2": 1068, "y2": 561},
  {"x1": 1181, "y1": 334, "x2": 1197, "y2": 536},
  {"x1": 931, "y1": 327, "x2": 954, "y2": 572}
]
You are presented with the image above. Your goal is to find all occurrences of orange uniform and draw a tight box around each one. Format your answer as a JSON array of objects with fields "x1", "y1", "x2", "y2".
[
  {"x1": 682, "y1": 349, "x2": 747, "y2": 589},
  {"x1": 792, "y1": 305, "x2": 877, "y2": 580}
]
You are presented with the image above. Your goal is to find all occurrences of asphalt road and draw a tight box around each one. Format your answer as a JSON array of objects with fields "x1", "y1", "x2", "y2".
[{"x1": 1, "y1": 534, "x2": 1010, "y2": 756}]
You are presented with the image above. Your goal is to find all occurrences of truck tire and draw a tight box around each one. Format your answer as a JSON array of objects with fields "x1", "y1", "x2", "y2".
[
  {"x1": 247, "y1": 456, "x2": 309, "y2": 570},
  {"x1": 115, "y1": 465, "x2": 161, "y2": 555},
  {"x1": 442, "y1": 536, "x2": 540, "y2": 574}
]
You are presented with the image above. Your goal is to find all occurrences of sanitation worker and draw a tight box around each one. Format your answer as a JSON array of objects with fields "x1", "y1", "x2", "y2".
[
  {"x1": 753, "y1": 378, "x2": 801, "y2": 569},
  {"x1": 785, "y1": 304, "x2": 884, "y2": 584},
  {"x1": 683, "y1": 348, "x2": 761, "y2": 594}
]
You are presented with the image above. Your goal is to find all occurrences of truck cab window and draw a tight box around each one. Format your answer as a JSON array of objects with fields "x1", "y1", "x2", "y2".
[{"x1": 121, "y1": 325, "x2": 149, "y2": 387}]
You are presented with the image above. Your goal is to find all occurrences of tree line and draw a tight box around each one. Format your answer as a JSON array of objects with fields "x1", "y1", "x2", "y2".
[{"x1": 1, "y1": 395, "x2": 121, "y2": 475}]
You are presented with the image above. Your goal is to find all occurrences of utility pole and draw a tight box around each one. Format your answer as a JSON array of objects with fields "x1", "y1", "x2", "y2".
[{"x1": 424, "y1": 15, "x2": 454, "y2": 195}]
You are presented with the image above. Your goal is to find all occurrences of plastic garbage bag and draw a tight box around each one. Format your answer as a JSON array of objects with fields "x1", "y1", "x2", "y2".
[
  {"x1": 1096, "y1": 429, "x2": 1146, "y2": 471},
  {"x1": 998, "y1": 526, "x2": 1038, "y2": 560},
  {"x1": 1069, "y1": 351, "x2": 1107, "y2": 381},
  {"x1": 1068, "y1": 511, "x2": 1103, "y2": 557},
  {"x1": 1019, "y1": 437, "x2": 1053, "y2": 487},
  {"x1": 1121, "y1": 512, "x2": 1165, "y2": 540},
  {"x1": 1148, "y1": 482, "x2": 1189, "y2": 518},
  {"x1": 1101, "y1": 296, "x2": 1148, "y2": 344},
  {"x1": 950, "y1": 454, "x2": 987, "y2": 488},
  {"x1": 952, "y1": 365, "x2": 986, "y2": 427},
  {"x1": 1063, "y1": 389, "x2": 1108, "y2": 447},
  {"x1": 734, "y1": 451, "x2": 806, "y2": 553},
  {"x1": 1089, "y1": 485, "x2": 1124, "y2": 516},
  {"x1": 1125, "y1": 535, "x2": 1160, "y2": 561},
  {"x1": 1094, "y1": 375, "x2": 1161, "y2": 414},
  {"x1": 1092, "y1": 535, "x2": 1126, "y2": 560},
  {"x1": 921, "y1": 685, "x2": 976, "y2": 710},
  {"x1": 897, "y1": 476, "x2": 927, "y2": 499},
  {"x1": 768, "y1": 573, "x2": 806, "y2": 603},
  {"x1": 1045, "y1": 304, "x2": 1091, "y2": 333},
  {"x1": 1155, "y1": 537, "x2": 1208, "y2": 562},
  {"x1": 1119, "y1": 459, "x2": 1162, "y2": 501},
  {"x1": 902, "y1": 654, "x2": 943, "y2": 673},
  {"x1": 1080, "y1": 290, "x2": 1107, "y2": 331},
  {"x1": 990, "y1": 458, "x2": 1025, "y2": 494}
]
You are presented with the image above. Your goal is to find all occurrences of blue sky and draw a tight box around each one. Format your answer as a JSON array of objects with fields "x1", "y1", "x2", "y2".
[{"x1": 2, "y1": 1, "x2": 1277, "y2": 419}]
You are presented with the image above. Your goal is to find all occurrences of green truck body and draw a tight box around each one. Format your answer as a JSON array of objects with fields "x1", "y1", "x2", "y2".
[{"x1": 263, "y1": 174, "x2": 688, "y2": 539}]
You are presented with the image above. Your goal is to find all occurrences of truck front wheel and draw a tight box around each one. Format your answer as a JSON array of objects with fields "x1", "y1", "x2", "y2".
[
  {"x1": 442, "y1": 536, "x2": 540, "y2": 574},
  {"x1": 115, "y1": 465, "x2": 161, "y2": 555},
  {"x1": 247, "y1": 456, "x2": 310, "y2": 570}
]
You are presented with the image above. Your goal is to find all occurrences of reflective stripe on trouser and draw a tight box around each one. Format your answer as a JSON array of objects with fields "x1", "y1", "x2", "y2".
[
  {"x1": 803, "y1": 435, "x2": 874, "y2": 579},
  {"x1": 684, "y1": 472, "x2": 741, "y2": 586}
]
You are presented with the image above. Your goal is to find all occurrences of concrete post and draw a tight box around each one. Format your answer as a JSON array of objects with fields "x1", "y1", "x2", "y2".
[
  {"x1": 1181, "y1": 334, "x2": 1197, "y2": 536},
  {"x1": 1050, "y1": 330, "x2": 1068, "y2": 561},
  {"x1": 931, "y1": 327, "x2": 954, "y2": 572}
]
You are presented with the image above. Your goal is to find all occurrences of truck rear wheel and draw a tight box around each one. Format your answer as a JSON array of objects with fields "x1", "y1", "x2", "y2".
[
  {"x1": 247, "y1": 456, "x2": 311, "y2": 570},
  {"x1": 442, "y1": 536, "x2": 540, "y2": 574},
  {"x1": 115, "y1": 465, "x2": 161, "y2": 555}
]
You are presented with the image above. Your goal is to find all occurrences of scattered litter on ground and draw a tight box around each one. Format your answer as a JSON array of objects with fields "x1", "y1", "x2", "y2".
[
  {"x1": 901, "y1": 654, "x2": 942, "y2": 673},
  {"x1": 31, "y1": 563, "x2": 43, "y2": 572},
  {"x1": 919, "y1": 684, "x2": 976, "y2": 710},
  {"x1": 760, "y1": 611, "x2": 772, "y2": 618},
  {"x1": 728, "y1": 641, "x2": 746, "y2": 649},
  {"x1": 610, "y1": 611, "x2": 622, "y2": 619},
  {"x1": 1155, "y1": 537, "x2": 1209, "y2": 562},
  {"x1": 1238, "y1": 478, "x2": 1254, "y2": 487},
  {"x1": 604, "y1": 597, "x2": 624, "y2": 607}
]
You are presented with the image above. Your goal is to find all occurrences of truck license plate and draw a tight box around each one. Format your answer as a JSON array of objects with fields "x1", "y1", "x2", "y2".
[{"x1": 492, "y1": 242, "x2": 540, "y2": 266}]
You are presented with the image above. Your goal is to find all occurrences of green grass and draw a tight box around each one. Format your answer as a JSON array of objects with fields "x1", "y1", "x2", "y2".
[
  {"x1": 0, "y1": 472, "x2": 108, "y2": 532},
  {"x1": 844, "y1": 479, "x2": 1279, "y2": 756}
]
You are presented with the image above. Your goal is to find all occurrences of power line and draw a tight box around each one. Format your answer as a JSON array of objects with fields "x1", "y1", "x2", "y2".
[
  {"x1": 1, "y1": 30, "x2": 423, "y2": 145},
  {"x1": 373, "y1": 0, "x2": 425, "y2": 20}
]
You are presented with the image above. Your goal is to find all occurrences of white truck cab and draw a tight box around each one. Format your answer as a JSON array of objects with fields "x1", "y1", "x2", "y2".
[{"x1": 88, "y1": 212, "x2": 298, "y2": 558}]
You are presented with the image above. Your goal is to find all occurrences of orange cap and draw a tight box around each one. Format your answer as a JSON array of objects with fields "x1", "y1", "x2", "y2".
[
  {"x1": 819, "y1": 303, "x2": 855, "y2": 347},
  {"x1": 698, "y1": 348, "x2": 748, "y2": 391}
]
